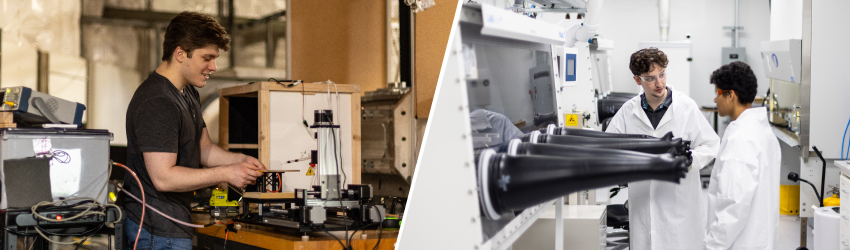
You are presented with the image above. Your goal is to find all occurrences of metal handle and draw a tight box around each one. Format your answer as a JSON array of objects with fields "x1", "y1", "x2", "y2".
[
  {"x1": 381, "y1": 123, "x2": 388, "y2": 158},
  {"x1": 791, "y1": 105, "x2": 800, "y2": 117},
  {"x1": 843, "y1": 240, "x2": 849, "y2": 246},
  {"x1": 842, "y1": 215, "x2": 848, "y2": 220}
]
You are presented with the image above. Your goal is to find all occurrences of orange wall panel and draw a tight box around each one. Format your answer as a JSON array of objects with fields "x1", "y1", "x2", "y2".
[
  {"x1": 290, "y1": 1, "x2": 386, "y2": 96},
  {"x1": 414, "y1": 0, "x2": 458, "y2": 118}
]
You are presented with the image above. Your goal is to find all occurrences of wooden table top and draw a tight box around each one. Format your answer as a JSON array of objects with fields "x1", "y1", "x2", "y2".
[{"x1": 193, "y1": 213, "x2": 398, "y2": 250}]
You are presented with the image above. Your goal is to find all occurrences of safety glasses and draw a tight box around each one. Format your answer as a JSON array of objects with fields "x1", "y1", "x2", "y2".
[
  {"x1": 636, "y1": 72, "x2": 666, "y2": 83},
  {"x1": 715, "y1": 89, "x2": 731, "y2": 98}
]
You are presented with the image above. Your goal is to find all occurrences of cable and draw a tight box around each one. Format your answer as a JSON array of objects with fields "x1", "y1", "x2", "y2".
[
  {"x1": 841, "y1": 119, "x2": 850, "y2": 160},
  {"x1": 223, "y1": 231, "x2": 229, "y2": 250},
  {"x1": 268, "y1": 78, "x2": 301, "y2": 88},
  {"x1": 371, "y1": 204, "x2": 383, "y2": 250},
  {"x1": 800, "y1": 179, "x2": 823, "y2": 207},
  {"x1": 841, "y1": 116, "x2": 850, "y2": 160},
  {"x1": 323, "y1": 80, "x2": 351, "y2": 246},
  {"x1": 94, "y1": 162, "x2": 112, "y2": 204},
  {"x1": 31, "y1": 198, "x2": 120, "y2": 222},
  {"x1": 322, "y1": 228, "x2": 348, "y2": 250},
  {"x1": 113, "y1": 162, "x2": 145, "y2": 250},
  {"x1": 32, "y1": 97, "x2": 62, "y2": 124},
  {"x1": 347, "y1": 224, "x2": 371, "y2": 247},
  {"x1": 326, "y1": 112, "x2": 349, "y2": 246},
  {"x1": 330, "y1": 124, "x2": 346, "y2": 189},
  {"x1": 111, "y1": 182, "x2": 203, "y2": 228},
  {"x1": 27, "y1": 196, "x2": 122, "y2": 245},
  {"x1": 74, "y1": 237, "x2": 87, "y2": 250}
]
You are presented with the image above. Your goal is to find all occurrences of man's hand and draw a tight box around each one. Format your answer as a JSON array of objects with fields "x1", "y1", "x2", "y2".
[
  {"x1": 242, "y1": 154, "x2": 267, "y2": 170},
  {"x1": 226, "y1": 162, "x2": 264, "y2": 188}
]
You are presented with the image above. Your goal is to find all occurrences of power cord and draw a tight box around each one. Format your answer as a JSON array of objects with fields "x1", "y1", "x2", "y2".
[
  {"x1": 28, "y1": 197, "x2": 122, "y2": 245},
  {"x1": 346, "y1": 224, "x2": 371, "y2": 247},
  {"x1": 112, "y1": 162, "x2": 145, "y2": 250},
  {"x1": 371, "y1": 204, "x2": 384, "y2": 250},
  {"x1": 322, "y1": 228, "x2": 348, "y2": 250},
  {"x1": 268, "y1": 78, "x2": 302, "y2": 88},
  {"x1": 74, "y1": 237, "x2": 87, "y2": 250}
]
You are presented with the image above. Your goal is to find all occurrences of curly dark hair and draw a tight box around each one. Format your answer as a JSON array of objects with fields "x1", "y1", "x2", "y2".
[
  {"x1": 710, "y1": 61, "x2": 758, "y2": 104},
  {"x1": 162, "y1": 12, "x2": 230, "y2": 62},
  {"x1": 629, "y1": 47, "x2": 668, "y2": 76}
]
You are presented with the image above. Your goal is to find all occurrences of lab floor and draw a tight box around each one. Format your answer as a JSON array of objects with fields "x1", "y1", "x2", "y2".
[{"x1": 601, "y1": 186, "x2": 813, "y2": 250}]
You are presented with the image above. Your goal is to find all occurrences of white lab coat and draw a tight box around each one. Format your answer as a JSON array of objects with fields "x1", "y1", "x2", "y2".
[
  {"x1": 606, "y1": 88, "x2": 720, "y2": 250},
  {"x1": 705, "y1": 107, "x2": 780, "y2": 250}
]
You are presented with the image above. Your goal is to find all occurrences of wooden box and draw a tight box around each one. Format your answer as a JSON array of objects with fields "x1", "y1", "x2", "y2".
[{"x1": 218, "y1": 82, "x2": 361, "y2": 189}]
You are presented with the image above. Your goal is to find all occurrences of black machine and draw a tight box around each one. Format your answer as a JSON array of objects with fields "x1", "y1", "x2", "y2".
[
  {"x1": 0, "y1": 206, "x2": 123, "y2": 250},
  {"x1": 234, "y1": 183, "x2": 384, "y2": 232},
  {"x1": 234, "y1": 110, "x2": 385, "y2": 233},
  {"x1": 0, "y1": 156, "x2": 122, "y2": 249},
  {"x1": 477, "y1": 125, "x2": 694, "y2": 221}
]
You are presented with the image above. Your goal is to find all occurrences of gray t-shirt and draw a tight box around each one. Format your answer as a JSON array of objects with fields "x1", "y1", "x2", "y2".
[{"x1": 123, "y1": 72, "x2": 206, "y2": 238}]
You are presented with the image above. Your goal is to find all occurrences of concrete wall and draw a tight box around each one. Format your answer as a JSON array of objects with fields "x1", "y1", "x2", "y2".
[
  {"x1": 0, "y1": 0, "x2": 85, "y2": 123},
  {"x1": 83, "y1": 1, "x2": 289, "y2": 145}
]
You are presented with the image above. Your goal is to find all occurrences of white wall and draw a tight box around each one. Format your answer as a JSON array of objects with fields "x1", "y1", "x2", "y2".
[
  {"x1": 494, "y1": 0, "x2": 772, "y2": 108},
  {"x1": 769, "y1": 0, "x2": 802, "y2": 40},
  {"x1": 594, "y1": 0, "x2": 770, "y2": 107}
]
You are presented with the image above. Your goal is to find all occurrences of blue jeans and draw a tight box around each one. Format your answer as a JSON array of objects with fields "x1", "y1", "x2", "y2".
[{"x1": 125, "y1": 218, "x2": 193, "y2": 250}]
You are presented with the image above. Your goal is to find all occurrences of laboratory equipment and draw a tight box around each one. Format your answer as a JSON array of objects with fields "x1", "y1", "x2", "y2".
[
  {"x1": 233, "y1": 110, "x2": 385, "y2": 232},
  {"x1": 0, "y1": 86, "x2": 86, "y2": 126},
  {"x1": 476, "y1": 148, "x2": 689, "y2": 220},
  {"x1": 540, "y1": 124, "x2": 655, "y2": 138}
]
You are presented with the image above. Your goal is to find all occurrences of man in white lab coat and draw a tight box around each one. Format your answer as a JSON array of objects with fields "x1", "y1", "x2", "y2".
[
  {"x1": 606, "y1": 48, "x2": 720, "y2": 250},
  {"x1": 704, "y1": 61, "x2": 780, "y2": 250}
]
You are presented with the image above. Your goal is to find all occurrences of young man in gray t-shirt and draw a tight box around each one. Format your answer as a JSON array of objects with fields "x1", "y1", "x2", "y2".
[{"x1": 124, "y1": 12, "x2": 266, "y2": 249}]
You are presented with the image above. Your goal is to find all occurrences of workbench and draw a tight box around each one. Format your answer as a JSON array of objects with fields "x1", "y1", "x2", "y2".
[{"x1": 192, "y1": 213, "x2": 397, "y2": 250}]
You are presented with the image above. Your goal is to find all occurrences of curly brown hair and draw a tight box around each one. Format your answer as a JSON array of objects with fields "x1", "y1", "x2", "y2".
[
  {"x1": 711, "y1": 61, "x2": 758, "y2": 104},
  {"x1": 162, "y1": 12, "x2": 230, "y2": 62},
  {"x1": 629, "y1": 47, "x2": 668, "y2": 76}
]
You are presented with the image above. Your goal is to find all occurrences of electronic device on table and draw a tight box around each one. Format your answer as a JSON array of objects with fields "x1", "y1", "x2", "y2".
[
  {"x1": 0, "y1": 86, "x2": 86, "y2": 126},
  {"x1": 0, "y1": 153, "x2": 121, "y2": 249}
]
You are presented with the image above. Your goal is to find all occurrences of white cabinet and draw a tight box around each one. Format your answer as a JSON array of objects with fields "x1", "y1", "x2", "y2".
[{"x1": 835, "y1": 161, "x2": 850, "y2": 249}]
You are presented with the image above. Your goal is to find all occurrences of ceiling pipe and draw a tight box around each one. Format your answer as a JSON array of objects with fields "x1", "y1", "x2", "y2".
[
  {"x1": 659, "y1": 0, "x2": 670, "y2": 42},
  {"x1": 734, "y1": 0, "x2": 739, "y2": 48},
  {"x1": 564, "y1": 0, "x2": 603, "y2": 48}
]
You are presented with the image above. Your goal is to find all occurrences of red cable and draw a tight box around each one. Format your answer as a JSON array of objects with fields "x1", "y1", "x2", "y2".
[{"x1": 114, "y1": 163, "x2": 144, "y2": 250}]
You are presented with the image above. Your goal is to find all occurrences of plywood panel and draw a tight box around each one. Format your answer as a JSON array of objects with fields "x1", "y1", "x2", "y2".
[
  {"x1": 414, "y1": 0, "x2": 460, "y2": 118},
  {"x1": 290, "y1": 1, "x2": 386, "y2": 96},
  {"x1": 348, "y1": 3, "x2": 388, "y2": 95}
]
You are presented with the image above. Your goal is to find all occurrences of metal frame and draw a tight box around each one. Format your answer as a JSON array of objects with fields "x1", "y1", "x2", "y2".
[
  {"x1": 81, "y1": 2, "x2": 289, "y2": 77},
  {"x1": 799, "y1": 0, "x2": 812, "y2": 162},
  {"x1": 395, "y1": 15, "x2": 485, "y2": 249},
  {"x1": 522, "y1": 8, "x2": 586, "y2": 13},
  {"x1": 481, "y1": 200, "x2": 563, "y2": 250},
  {"x1": 399, "y1": 4, "x2": 569, "y2": 249}
]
